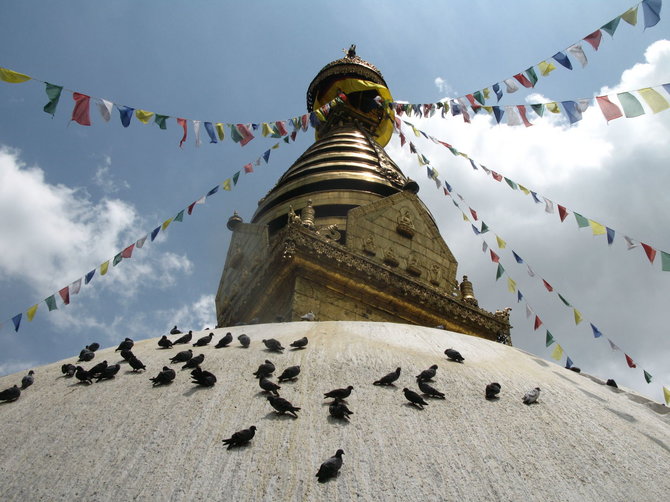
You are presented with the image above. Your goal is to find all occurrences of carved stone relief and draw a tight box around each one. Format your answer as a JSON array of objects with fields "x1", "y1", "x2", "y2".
[{"x1": 396, "y1": 208, "x2": 415, "y2": 238}]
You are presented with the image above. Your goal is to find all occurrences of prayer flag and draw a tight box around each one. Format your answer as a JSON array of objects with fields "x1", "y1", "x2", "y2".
[
  {"x1": 482, "y1": 241, "x2": 488, "y2": 253},
  {"x1": 517, "y1": 106, "x2": 533, "y2": 127},
  {"x1": 276, "y1": 121, "x2": 288, "y2": 136},
  {"x1": 207, "y1": 185, "x2": 219, "y2": 197},
  {"x1": 624, "y1": 236, "x2": 637, "y2": 249},
  {"x1": 527, "y1": 265, "x2": 535, "y2": 277},
  {"x1": 596, "y1": 96, "x2": 623, "y2": 122},
  {"x1": 530, "y1": 103, "x2": 544, "y2": 117},
  {"x1": 177, "y1": 118, "x2": 187, "y2": 147},
  {"x1": 573, "y1": 308, "x2": 583, "y2": 325},
  {"x1": 12, "y1": 313, "x2": 21, "y2": 332},
  {"x1": 492, "y1": 83, "x2": 502, "y2": 101},
  {"x1": 617, "y1": 92, "x2": 645, "y2": 118},
  {"x1": 538, "y1": 61, "x2": 556, "y2": 76},
  {"x1": 534, "y1": 315, "x2": 543, "y2": 330},
  {"x1": 0, "y1": 68, "x2": 30, "y2": 83},
  {"x1": 154, "y1": 114, "x2": 168, "y2": 130},
  {"x1": 601, "y1": 17, "x2": 621, "y2": 36},
  {"x1": 590, "y1": 323, "x2": 603, "y2": 338},
  {"x1": 625, "y1": 353, "x2": 637, "y2": 368},
  {"x1": 136, "y1": 235, "x2": 147, "y2": 248},
  {"x1": 187, "y1": 201, "x2": 197, "y2": 215},
  {"x1": 469, "y1": 159, "x2": 478, "y2": 170},
  {"x1": 493, "y1": 106, "x2": 504, "y2": 124},
  {"x1": 480, "y1": 222, "x2": 489, "y2": 233},
  {"x1": 558, "y1": 205, "x2": 568, "y2": 222},
  {"x1": 71, "y1": 93, "x2": 91, "y2": 126},
  {"x1": 574, "y1": 212, "x2": 589, "y2": 228},
  {"x1": 589, "y1": 220, "x2": 606, "y2": 235},
  {"x1": 638, "y1": 87, "x2": 669, "y2": 113},
  {"x1": 507, "y1": 277, "x2": 516, "y2": 293},
  {"x1": 43, "y1": 83, "x2": 63, "y2": 116},
  {"x1": 504, "y1": 79, "x2": 519, "y2": 93},
  {"x1": 513, "y1": 73, "x2": 533, "y2": 88},
  {"x1": 222, "y1": 179, "x2": 232, "y2": 191},
  {"x1": 150, "y1": 226, "x2": 160, "y2": 242},
  {"x1": 506, "y1": 106, "x2": 521, "y2": 126},
  {"x1": 97, "y1": 99, "x2": 113, "y2": 122},
  {"x1": 70, "y1": 279, "x2": 81, "y2": 295},
  {"x1": 204, "y1": 122, "x2": 217, "y2": 143},
  {"x1": 644, "y1": 370, "x2": 652, "y2": 383},
  {"x1": 471, "y1": 224, "x2": 480, "y2": 235},
  {"x1": 113, "y1": 253, "x2": 122, "y2": 266},
  {"x1": 546, "y1": 331, "x2": 555, "y2": 347},
  {"x1": 526, "y1": 304, "x2": 533, "y2": 318},
  {"x1": 496, "y1": 235, "x2": 506, "y2": 249},
  {"x1": 565, "y1": 357, "x2": 574, "y2": 369},
  {"x1": 490, "y1": 250, "x2": 500, "y2": 263},
  {"x1": 45, "y1": 295, "x2": 58, "y2": 311},
  {"x1": 544, "y1": 198, "x2": 554, "y2": 213},
  {"x1": 664, "y1": 386, "x2": 670, "y2": 405},
  {"x1": 215, "y1": 123, "x2": 225, "y2": 140},
  {"x1": 553, "y1": 51, "x2": 573, "y2": 70},
  {"x1": 542, "y1": 280, "x2": 553, "y2": 292},
  {"x1": 551, "y1": 344, "x2": 564, "y2": 361},
  {"x1": 174, "y1": 210, "x2": 184, "y2": 222},
  {"x1": 621, "y1": 6, "x2": 638, "y2": 25},
  {"x1": 193, "y1": 120, "x2": 201, "y2": 147},
  {"x1": 85, "y1": 270, "x2": 95, "y2": 284},
  {"x1": 512, "y1": 251, "x2": 523, "y2": 264},
  {"x1": 661, "y1": 251, "x2": 670, "y2": 271},
  {"x1": 244, "y1": 163, "x2": 253, "y2": 173},
  {"x1": 161, "y1": 218, "x2": 173, "y2": 231},
  {"x1": 118, "y1": 106, "x2": 134, "y2": 127},
  {"x1": 546, "y1": 102, "x2": 561, "y2": 114},
  {"x1": 233, "y1": 172, "x2": 240, "y2": 185},
  {"x1": 641, "y1": 242, "x2": 656, "y2": 263},
  {"x1": 606, "y1": 227, "x2": 615, "y2": 245},
  {"x1": 562, "y1": 101, "x2": 582, "y2": 124},
  {"x1": 642, "y1": 0, "x2": 662, "y2": 28},
  {"x1": 526, "y1": 67, "x2": 538, "y2": 86},
  {"x1": 100, "y1": 261, "x2": 109, "y2": 276},
  {"x1": 473, "y1": 90, "x2": 485, "y2": 104},
  {"x1": 558, "y1": 294, "x2": 571, "y2": 306},
  {"x1": 496, "y1": 263, "x2": 504, "y2": 280},
  {"x1": 135, "y1": 109, "x2": 154, "y2": 124},
  {"x1": 568, "y1": 44, "x2": 588, "y2": 67},
  {"x1": 583, "y1": 30, "x2": 603, "y2": 50},
  {"x1": 518, "y1": 290, "x2": 524, "y2": 302},
  {"x1": 121, "y1": 244, "x2": 135, "y2": 258},
  {"x1": 470, "y1": 208, "x2": 478, "y2": 221},
  {"x1": 27, "y1": 304, "x2": 38, "y2": 321},
  {"x1": 608, "y1": 338, "x2": 620, "y2": 351}
]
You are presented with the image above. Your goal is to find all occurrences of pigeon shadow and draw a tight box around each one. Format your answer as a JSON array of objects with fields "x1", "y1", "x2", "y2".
[
  {"x1": 485, "y1": 396, "x2": 500, "y2": 402},
  {"x1": 403, "y1": 402, "x2": 426, "y2": 410},
  {"x1": 263, "y1": 349, "x2": 285, "y2": 354},
  {"x1": 289, "y1": 347, "x2": 306, "y2": 352},
  {"x1": 372, "y1": 383, "x2": 398, "y2": 390},
  {"x1": 444, "y1": 359, "x2": 465, "y2": 365},
  {"x1": 326, "y1": 416, "x2": 351, "y2": 426},
  {"x1": 0, "y1": 400, "x2": 19, "y2": 406},
  {"x1": 223, "y1": 442, "x2": 252, "y2": 452},
  {"x1": 261, "y1": 411, "x2": 298, "y2": 421},
  {"x1": 182, "y1": 386, "x2": 213, "y2": 397}
]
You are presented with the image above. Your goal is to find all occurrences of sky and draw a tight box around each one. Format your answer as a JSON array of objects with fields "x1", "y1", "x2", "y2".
[{"x1": 0, "y1": 1, "x2": 668, "y2": 403}]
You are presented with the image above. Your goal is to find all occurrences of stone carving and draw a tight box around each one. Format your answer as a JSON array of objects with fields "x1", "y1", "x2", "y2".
[
  {"x1": 362, "y1": 234, "x2": 376, "y2": 256},
  {"x1": 406, "y1": 252, "x2": 422, "y2": 277},
  {"x1": 301, "y1": 199, "x2": 316, "y2": 230},
  {"x1": 319, "y1": 224, "x2": 341, "y2": 242},
  {"x1": 229, "y1": 246, "x2": 243, "y2": 269},
  {"x1": 396, "y1": 208, "x2": 415, "y2": 238},
  {"x1": 383, "y1": 247, "x2": 399, "y2": 267},
  {"x1": 287, "y1": 205, "x2": 301, "y2": 226},
  {"x1": 495, "y1": 307, "x2": 512, "y2": 321},
  {"x1": 429, "y1": 264, "x2": 441, "y2": 286}
]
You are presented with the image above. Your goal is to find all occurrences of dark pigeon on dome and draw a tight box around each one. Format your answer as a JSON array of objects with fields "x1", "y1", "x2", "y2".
[
  {"x1": 522, "y1": 387, "x2": 541, "y2": 405},
  {"x1": 324, "y1": 386, "x2": 354, "y2": 400},
  {"x1": 237, "y1": 334, "x2": 251, "y2": 348},
  {"x1": 78, "y1": 348, "x2": 95, "y2": 362},
  {"x1": 193, "y1": 333, "x2": 213, "y2": 347},
  {"x1": 150, "y1": 366, "x2": 176, "y2": 386},
  {"x1": 61, "y1": 363, "x2": 76, "y2": 378},
  {"x1": 277, "y1": 365, "x2": 301, "y2": 382},
  {"x1": 328, "y1": 399, "x2": 353, "y2": 421},
  {"x1": 373, "y1": 367, "x2": 401, "y2": 386},
  {"x1": 290, "y1": 337, "x2": 308, "y2": 349},
  {"x1": 485, "y1": 382, "x2": 501, "y2": 400},
  {"x1": 20, "y1": 370, "x2": 35, "y2": 390},
  {"x1": 172, "y1": 331, "x2": 192, "y2": 345},
  {"x1": 115, "y1": 338, "x2": 134, "y2": 352},
  {"x1": 316, "y1": 449, "x2": 344, "y2": 483},
  {"x1": 259, "y1": 377, "x2": 281, "y2": 395},
  {"x1": 0, "y1": 385, "x2": 21, "y2": 402},
  {"x1": 120, "y1": 349, "x2": 136, "y2": 362},
  {"x1": 444, "y1": 348, "x2": 464, "y2": 363},
  {"x1": 96, "y1": 364, "x2": 121, "y2": 382},
  {"x1": 128, "y1": 356, "x2": 146, "y2": 372},
  {"x1": 222, "y1": 426, "x2": 257, "y2": 450},
  {"x1": 403, "y1": 387, "x2": 428, "y2": 409},
  {"x1": 170, "y1": 326, "x2": 182, "y2": 335},
  {"x1": 89, "y1": 360, "x2": 109, "y2": 378},
  {"x1": 606, "y1": 379, "x2": 618, "y2": 388},
  {"x1": 418, "y1": 380, "x2": 445, "y2": 399},
  {"x1": 253, "y1": 360, "x2": 275, "y2": 379},
  {"x1": 182, "y1": 353, "x2": 205, "y2": 370},
  {"x1": 75, "y1": 366, "x2": 93, "y2": 385},
  {"x1": 569, "y1": 367, "x2": 581, "y2": 373},
  {"x1": 85, "y1": 343, "x2": 100, "y2": 352},
  {"x1": 190, "y1": 367, "x2": 217, "y2": 387},
  {"x1": 416, "y1": 364, "x2": 438, "y2": 382},
  {"x1": 215, "y1": 332, "x2": 233, "y2": 348},
  {"x1": 267, "y1": 394, "x2": 300, "y2": 418},
  {"x1": 170, "y1": 349, "x2": 193, "y2": 364},
  {"x1": 262, "y1": 338, "x2": 285, "y2": 352},
  {"x1": 158, "y1": 335, "x2": 173, "y2": 349}
]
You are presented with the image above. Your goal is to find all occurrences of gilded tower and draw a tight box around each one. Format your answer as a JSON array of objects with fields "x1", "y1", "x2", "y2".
[{"x1": 215, "y1": 47, "x2": 512, "y2": 343}]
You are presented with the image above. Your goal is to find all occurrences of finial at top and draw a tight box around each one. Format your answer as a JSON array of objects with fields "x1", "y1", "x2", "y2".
[{"x1": 346, "y1": 44, "x2": 356, "y2": 58}]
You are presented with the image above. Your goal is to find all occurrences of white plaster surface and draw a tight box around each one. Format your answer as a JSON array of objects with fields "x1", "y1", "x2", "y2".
[{"x1": 0, "y1": 321, "x2": 668, "y2": 501}]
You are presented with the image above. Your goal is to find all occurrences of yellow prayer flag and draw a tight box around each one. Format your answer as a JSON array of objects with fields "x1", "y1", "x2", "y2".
[
  {"x1": 223, "y1": 179, "x2": 232, "y2": 191},
  {"x1": 664, "y1": 386, "x2": 670, "y2": 405},
  {"x1": 507, "y1": 277, "x2": 516, "y2": 293},
  {"x1": 547, "y1": 102, "x2": 561, "y2": 114},
  {"x1": 621, "y1": 6, "x2": 638, "y2": 25},
  {"x1": 462, "y1": 212, "x2": 469, "y2": 222},
  {"x1": 215, "y1": 123, "x2": 225, "y2": 140},
  {"x1": 589, "y1": 220, "x2": 606, "y2": 236},
  {"x1": 538, "y1": 61, "x2": 556, "y2": 76},
  {"x1": 100, "y1": 261, "x2": 109, "y2": 276},
  {"x1": 638, "y1": 88, "x2": 670, "y2": 114},
  {"x1": 518, "y1": 184, "x2": 530, "y2": 195},
  {"x1": 135, "y1": 109, "x2": 154, "y2": 124},
  {"x1": 161, "y1": 218, "x2": 173, "y2": 231},
  {"x1": 412, "y1": 126, "x2": 421, "y2": 137},
  {"x1": 483, "y1": 88, "x2": 490, "y2": 99},
  {"x1": 496, "y1": 235, "x2": 507, "y2": 249},
  {"x1": 26, "y1": 304, "x2": 38, "y2": 321},
  {"x1": 314, "y1": 109, "x2": 326, "y2": 122},
  {"x1": 573, "y1": 308, "x2": 583, "y2": 325},
  {"x1": 0, "y1": 67, "x2": 31, "y2": 83},
  {"x1": 272, "y1": 142, "x2": 280, "y2": 149},
  {"x1": 261, "y1": 123, "x2": 272, "y2": 137},
  {"x1": 551, "y1": 344, "x2": 564, "y2": 360},
  {"x1": 483, "y1": 106, "x2": 493, "y2": 113}
]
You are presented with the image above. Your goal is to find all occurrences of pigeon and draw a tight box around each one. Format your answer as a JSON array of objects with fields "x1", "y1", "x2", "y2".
[
  {"x1": 290, "y1": 337, "x2": 308, "y2": 349},
  {"x1": 485, "y1": 382, "x2": 501, "y2": 400},
  {"x1": 417, "y1": 380, "x2": 445, "y2": 399},
  {"x1": 193, "y1": 333, "x2": 214, "y2": 347},
  {"x1": 78, "y1": 348, "x2": 95, "y2": 362},
  {"x1": 120, "y1": 349, "x2": 136, "y2": 362},
  {"x1": 115, "y1": 338, "x2": 134, "y2": 352},
  {"x1": 20, "y1": 370, "x2": 35, "y2": 390},
  {"x1": 222, "y1": 426, "x2": 257, "y2": 450},
  {"x1": 170, "y1": 349, "x2": 193, "y2": 364},
  {"x1": 262, "y1": 338, "x2": 285, "y2": 352},
  {"x1": 316, "y1": 449, "x2": 344, "y2": 482},
  {"x1": 89, "y1": 360, "x2": 109, "y2": 378},
  {"x1": 569, "y1": 367, "x2": 581, "y2": 373},
  {"x1": 182, "y1": 353, "x2": 205, "y2": 370},
  {"x1": 253, "y1": 360, "x2": 275, "y2": 379},
  {"x1": 416, "y1": 364, "x2": 438, "y2": 382},
  {"x1": 0, "y1": 385, "x2": 21, "y2": 402},
  {"x1": 324, "y1": 386, "x2": 354, "y2": 400},
  {"x1": 259, "y1": 377, "x2": 281, "y2": 395},
  {"x1": 329, "y1": 399, "x2": 354, "y2": 420},
  {"x1": 215, "y1": 332, "x2": 233, "y2": 348},
  {"x1": 86, "y1": 343, "x2": 100, "y2": 352},
  {"x1": 96, "y1": 364, "x2": 121, "y2": 382},
  {"x1": 158, "y1": 335, "x2": 173, "y2": 349},
  {"x1": 267, "y1": 395, "x2": 300, "y2": 418},
  {"x1": 301, "y1": 311, "x2": 316, "y2": 321},
  {"x1": 150, "y1": 366, "x2": 176, "y2": 386},
  {"x1": 61, "y1": 363, "x2": 76, "y2": 377},
  {"x1": 75, "y1": 366, "x2": 93, "y2": 385},
  {"x1": 606, "y1": 379, "x2": 618, "y2": 388},
  {"x1": 277, "y1": 365, "x2": 301, "y2": 382},
  {"x1": 373, "y1": 367, "x2": 401, "y2": 386},
  {"x1": 444, "y1": 348, "x2": 464, "y2": 363},
  {"x1": 170, "y1": 326, "x2": 182, "y2": 335},
  {"x1": 237, "y1": 334, "x2": 251, "y2": 348},
  {"x1": 128, "y1": 356, "x2": 146, "y2": 372},
  {"x1": 522, "y1": 387, "x2": 541, "y2": 405},
  {"x1": 190, "y1": 367, "x2": 217, "y2": 387},
  {"x1": 403, "y1": 387, "x2": 429, "y2": 409},
  {"x1": 173, "y1": 331, "x2": 193, "y2": 345}
]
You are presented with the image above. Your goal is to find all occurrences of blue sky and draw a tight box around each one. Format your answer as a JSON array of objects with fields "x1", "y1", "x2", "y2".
[{"x1": 0, "y1": 1, "x2": 669, "y2": 402}]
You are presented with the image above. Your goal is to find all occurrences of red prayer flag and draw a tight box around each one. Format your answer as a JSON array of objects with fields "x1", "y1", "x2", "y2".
[
  {"x1": 534, "y1": 315, "x2": 543, "y2": 330},
  {"x1": 490, "y1": 250, "x2": 500, "y2": 263},
  {"x1": 399, "y1": 132, "x2": 406, "y2": 147},
  {"x1": 641, "y1": 243, "x2": 657, "y2": 263},
  {"x1": 176, "y1": 118, "x2": 188, "y2": 147},
  {"x1": 517, "y1": 105, "x2": 533, "y2": 127},
  {"x1": 558, "y1": 205, "x2": 568, "y2": 222},
  {"x1": 187, "y1": 201, "x2": 197, "y2": 215},
  {"x1": 236, "y1": 124, "x2": 255, "y2": 146},
  {"x1": 596, "y1": 96, "x2": 623, "y2": 122},
  {"x1": 513, "y1": 73, "x2": 534, "y2": 88},
  {"x1": 583, "y1": 30, "x2": 602, "y2": 51},
  {"x1": 491, "y1": 171, "x2": 503, "y2": 182},
  {"x1": 71, "y1": 93, "x2": 91, "y2": 126},
  {"x1": 542, "y1": 280, "x2": 553, "y2": 292},
  {"x1": 465, "y1": 94, "x2": 481, "y2": 110},
  {"x1": 625, "y1": 354, "x2": 637, "y2": 368},
  {"x1": 121, "y1": 244, "x2": 135, "y2": 258},
  {"x1": 443, "y1": 188, "x2": 449, "y2": 196},
  {"x1": 243, "y1": 163, "x2": 253, "y2": 173},
  {"x1": 469, "y1": 208, "x2": 478, "y2": 221},
  {"x1": 275, "y1": 121, "x2": 288, "y2": 136},
  {"x1": 438, "y1": 140, "x2": 452, "y2": 149},
  {"x1": 59, "y1": 286, "x2": 70, "y2": 305}
]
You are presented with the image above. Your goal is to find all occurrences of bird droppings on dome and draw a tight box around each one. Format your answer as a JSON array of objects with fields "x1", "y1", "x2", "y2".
[{"x1": 0, "y1": 321, "x2": 669, "y2": 501}]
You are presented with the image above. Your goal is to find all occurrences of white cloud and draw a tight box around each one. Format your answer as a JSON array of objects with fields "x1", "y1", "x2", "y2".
[
  {"x1": 92, "y1": 155, "x2": 130, "y2": 194},
  {"x1": 434, "y1": 76, "x2": 455, "y2": 95},
  {"x1": 0, "y1": 360, "x2": 37, "y2": 377},
  {"x1": 163, "y1": 294, "x2": 216, "y2": 332}
]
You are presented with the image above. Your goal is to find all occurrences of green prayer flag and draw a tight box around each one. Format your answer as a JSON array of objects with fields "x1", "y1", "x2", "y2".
[
  {"x1": 154, "y1": 114, "x2": 168, "y2": 130},
  {"x1": 644, "y1": 370, "x2": 653, "y2": 383},
  {"x1": 525, "y1": 67, "x2": 538, "y2": 86},
  {"x1": 601, "y1": 17, "x2": 621, "y2": 36},
  {"x1": 113, "y1": 253, "x2": 123, "y2": 266},
  {"x1": 545, "y1": 330, "x2": 555, "y2": 347},
  {"x1": 495, "y1": 263, "x2": 504, "y2": 280},
  {"x1": 473, "y1": 90, "x2": 484, "y2": 104},
  {"x1": 230, "y1": 125, "x2": 243, "y2": 143},
  {"x1": 504, "y1": 178, "x2": 518, "y2": 190},
  {"x1": 45, "y1": 295, "x2": 58, "y2": 311},
  {"x1": 174, "y1": 209, "x2": 184, "y2": 222},
  {"x1": 661, "y1": 251, "x2": 670, "y2": 272},
  {"x1": 232, "y1": 171, "x2": 240, "y2": 185},
  {"x1": 480, "y1": 222, "x2": 489, "y2": 233},
  {"x1": 530, "y1": 103, "x2": 544, "y2": 117},
  {"x1": 284, "y1": 136, "x2": 290, "y2": 143},
  {"x1": 574, "y1": 212, "x2": 589, "y2": 228},
  {"x1": 617, "y1": 92, "x2": 644, "y2": 118},
  {"x1": 558, "y1": 294, "x2": 571, "y2": 306},
  {"x1": 43, "y1": 83, "x2": 63, "y2": 116}
]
